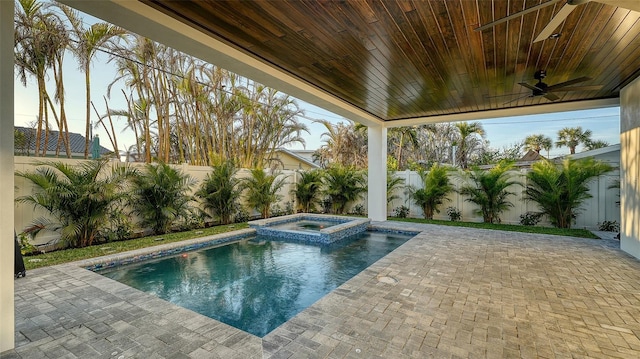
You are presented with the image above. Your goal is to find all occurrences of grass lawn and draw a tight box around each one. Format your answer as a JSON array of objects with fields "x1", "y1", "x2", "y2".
[
  {"x1": 389, "y1": 217, "x2": 600, "y2": 239},
  {"x1": 23, "y1": 223, "x2": 248, "y2": 270}
]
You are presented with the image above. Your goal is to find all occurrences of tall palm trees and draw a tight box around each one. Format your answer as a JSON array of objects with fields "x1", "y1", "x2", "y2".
[
  {"x1": 15, "y1": 0, "x2": 68, "y2": 157},
  {"x1": 60, "y1": 4, "x2": 126, "y2": 159},
  {"x1": 556, "y1": 127, "x2": 592, "y2": 154}
]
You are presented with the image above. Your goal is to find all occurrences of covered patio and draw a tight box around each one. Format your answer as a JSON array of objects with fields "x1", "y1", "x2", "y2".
[
  {"x1": 3, "y1": 0, "x2": 640, "y2": 354},
  {"x1": 3, "y1": 222, "x2": 640, "y2": 358}
]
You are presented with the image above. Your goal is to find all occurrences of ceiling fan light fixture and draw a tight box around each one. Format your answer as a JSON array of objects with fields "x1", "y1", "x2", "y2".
[{"x1": 549, "y1": 33, "x2": 561, "y2": 39}]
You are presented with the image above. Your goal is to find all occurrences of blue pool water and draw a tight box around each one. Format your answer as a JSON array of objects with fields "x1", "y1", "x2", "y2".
[{"x1": 100, "y1": 231, "x2": 414, "y2": 337}]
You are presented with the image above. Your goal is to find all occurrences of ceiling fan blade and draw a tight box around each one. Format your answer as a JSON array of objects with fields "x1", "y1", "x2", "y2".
[
  {"x1": 503, "y1": 94, "x2": 532, "y2": 105},
  {"x1": 548, "y1": 85, "x2": 603, "y2": 92},
  {"x1": 533, "y1": 2, "x2": 582, "y2": 42},
  {"x1": 475, "y1": 0, "x2": 561, "y2": 32},
  {"x1": 518, "y1": 82, "x2": 540, "y2": 91},
  {"x1": 546, "y1": 76, "x2": 592, "y2": 91},
  {"x1": 596, "y1": 0, "x2": 640, "y2": 13},
  {"x1": 544, "y1": 92, "x2": 561, "y2": 101}
]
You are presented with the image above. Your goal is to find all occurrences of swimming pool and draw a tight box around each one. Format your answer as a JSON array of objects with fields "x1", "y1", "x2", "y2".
[{"x1": 100, "y1": 230, "x2": 414, "y2": 337}]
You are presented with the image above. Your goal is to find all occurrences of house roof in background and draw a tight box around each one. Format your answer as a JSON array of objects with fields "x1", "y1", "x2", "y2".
[
  {"x1": 15, "y1": 126, "x2": 111, "y2": 155},
  {"x1": 570, "y1": 143, "x2": 621, "y2": 160},
  {"x1": 275, "y1": 148, "x2": 320, "y2": 169}
]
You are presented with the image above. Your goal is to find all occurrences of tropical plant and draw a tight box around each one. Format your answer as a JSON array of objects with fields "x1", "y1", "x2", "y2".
[
  {"x1": 585, "y1": 139, "x2": 610, "y2": 151},
  {"x1": 408, "y1": 164, "x2": 453, "y2": 220},
  {"x1": 313, "y1": 119, "x2": 368, "y2": 168},
  {"x1": 15, "y1": 159, "x2": 134, "y2": 248},
  {"x1": 524, "y1": 134, "x2": 553, "y2": 155},
  {"x1": 519, "y1": 212, "x2": 543, "y2": 226},
  {"x1": 598, "y1": 220, "x2": 619, "y2": 232},
  {"x1": 59, "y1": 4, "x2": 126, "y2": 158},
  {"x1": 322, "y1": 165, "x2": 367, "y2": 214},
  {"x1": 393, "y1": 205, "x2": 410, "y2": 218},
  {"x1": 454, "y1": 122, "x2": 486, "y2": 169},
  {"x1": 195, "y1": 160, "x2": 242, "y2": 225},
  {"x1": 446, "y1": 207, "x2": 462, "y2": 222},
  {"x1": 387, "y1": 171, "x2": 406, "y2": 204},
  {"x1": 525, "y1": 158, "x2": 613, "y2": 228},
  {"x1": 458, "y1": 161, "x2": 519, "y2": 224},
  {"x1": 130, "y1": 161, "x2": 196, "y2": 234},
  {"x1": 15, "y1": 0, "x2": 71, "y2": 157},
  {"x1": 292, "y1": 169, "x2": 323, "y2": 213},
  {"x1": 388, "y1": 126, "x2": 419, "y2": 170},
  {"x1": 241, "y1": 168, "x2": 288, "y2": 219},
  {"x1": 556, "y1": 127, "x2": 592, "y2": 154}
]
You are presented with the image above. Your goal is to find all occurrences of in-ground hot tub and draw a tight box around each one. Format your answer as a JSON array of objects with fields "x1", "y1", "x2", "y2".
[{"x1": 248, "y1": 213, "x2": 370, "y2": 245}]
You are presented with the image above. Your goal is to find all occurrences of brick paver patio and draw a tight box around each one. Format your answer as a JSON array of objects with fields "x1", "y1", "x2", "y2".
[{"x1": 2, "y1": 221, "x2": 640, "y2": 358}]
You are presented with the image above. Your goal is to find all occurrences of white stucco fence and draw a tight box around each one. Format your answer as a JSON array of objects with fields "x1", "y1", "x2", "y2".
[{"x1": 13, "y1": 157, "x2": 620, "y2": 247}]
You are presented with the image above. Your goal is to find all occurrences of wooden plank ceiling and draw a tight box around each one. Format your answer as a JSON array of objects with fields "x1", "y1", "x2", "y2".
[{"x1": 143, "y1": 0, "x2": 640, "y2": 123}]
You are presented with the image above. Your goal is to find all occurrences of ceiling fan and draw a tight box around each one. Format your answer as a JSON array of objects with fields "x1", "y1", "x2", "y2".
[
  {"x1": 475, "y1": 0, "x2": 640, "y2": 43},
  {"x1": 498, "y1": 70, "x2": 601, "y2": 103}
]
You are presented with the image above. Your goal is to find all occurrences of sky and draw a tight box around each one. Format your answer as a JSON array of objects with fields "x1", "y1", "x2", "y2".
[{"x1": 14, "y1": 6, "x2": 621, "y2": 159}]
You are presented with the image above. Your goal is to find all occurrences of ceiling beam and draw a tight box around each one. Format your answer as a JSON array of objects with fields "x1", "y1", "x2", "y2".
[
  {"x1": 60, "y1": 0, "x2": 384, "y2": 127},
  {"x1": 386, "y1": 98, "x2": 620, "y2": 128}
]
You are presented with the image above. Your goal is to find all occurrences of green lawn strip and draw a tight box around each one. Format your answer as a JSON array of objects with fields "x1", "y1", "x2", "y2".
[
  {"x1": 23, "y1": 223, "x2": 249, "y2": 270},
  {"x1": 388, "y1": 217, "x2": 599, "y2": 239}
]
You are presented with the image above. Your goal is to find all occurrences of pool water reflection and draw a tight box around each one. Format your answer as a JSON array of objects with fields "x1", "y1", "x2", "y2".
[{"x1": 101, "y1": 231, "x2": 413, "y2": 337}]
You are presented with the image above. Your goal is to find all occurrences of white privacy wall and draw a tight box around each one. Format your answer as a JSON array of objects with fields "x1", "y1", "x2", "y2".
[
  {"x1": 386, "y1": 169, "x2": 620, "y2": 229},
  {"x1": 13, "y1": 157, "x2": 620, "y2": 243}
]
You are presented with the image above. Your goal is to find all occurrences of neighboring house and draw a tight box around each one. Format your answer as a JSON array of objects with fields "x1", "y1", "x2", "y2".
[
  {"x1": 14, "y1": 126, "x2": 111, "y2": 158},
  {"x1": 513, "y1": 150, "x2": 546, "y2": 169},
  {"x1": 269, "y1": 148, "x2": 320, "y2": 170},
  {"x1": 569, "y1": 144, "x2": 620, "y2": 167}
]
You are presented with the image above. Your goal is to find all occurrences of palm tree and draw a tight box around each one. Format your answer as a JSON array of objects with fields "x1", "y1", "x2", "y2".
[
  {"x1": 292, "y1": 169, "x2": 324, "y2": 213},
  {"x1": 525, "y1": 158, "x2": 613, "y2": 228},
  {"x1": 15, "y1": 159, "x2": 134, "y2": 248},
  {"x1": 585, "y1": 139, "x2": 610, "y2": 151},
  {"x1": 15, "y1": 0, "x2": 68, "y2": 157},
  {"x1": 322, "y1": 165, "x2": 367, "y2": 214},
  {"x1": 314, "y1": 119, "x2": 368, "y2": 168},
  {"x1": 458, "y1": 161, "x2": 519, "y2": 224},
  {"x1": 60, "y1": 4, "x2": 126, "y2": 159},
  {"x1": 408, "y1": 164, "x2": 453, "y2": 220},
  {"x1": 387, "y1": 171, "x2": 406, "y2": 204},
  {"x1": 556, "y1": 127, "x2": 592, "y2": 154},
  {"x1": 454, "y1": 122, "x2": 485, "y2": 169},
  {"x1": 195, "y1": 160, "x2": 241, "y2": 225},
  {"x1": 130, "y1": 161, "x2": 196, "y2": 234},
  {"x1": 241, "y1": 168, "x2": 288, "y2": 219},
  {"x1": 388, "y1": 126, "x2": 419, "y2": 170},
  {"x1": 524, "y1": 134, "x2": 553, "y2": 155}
]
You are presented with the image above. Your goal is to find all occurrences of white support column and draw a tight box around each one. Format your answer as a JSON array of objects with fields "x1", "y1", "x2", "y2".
[
  {"x1": 0, "y1": 0, "x2": 15, "y2": 353},
  {"x1": 620, "y1": 77, "x2": 640, "y2": 259},
  {"x1": 367, "y1": 126, "x2": 387, "y2": 221}
]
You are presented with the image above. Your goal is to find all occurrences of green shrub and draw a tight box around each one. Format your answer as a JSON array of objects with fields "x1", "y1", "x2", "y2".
[
  {"x1": 393, "y1": 205, "x2": 410, "y2": 218},
  {"x1": 196, "y1": 160, "x2": 242, "y2": 225},
  {"x1": 15, "y1": 159, "x2": 135, "y2": 248},
  {"x1": 525, "y1": 158, "x2": 613, "y2": 229},
  {"x1": 520, "y1": 212, "x2": 543, "y2": 226},
  {"x1": 446, "y1": 207, "x2": 462, "y2": 222},
  {"x1": 599, "y1": 220, "x2": 619, "y2": 232},
  {"x1": 130, "y1": 161, "x2": 196, "y2": 235},
  {"x1": 408, "y1": 163, "x2": 453, "y2": 220},
  {"x1": 458, "y1": 161, "x2": 519, "y2": 224}
]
